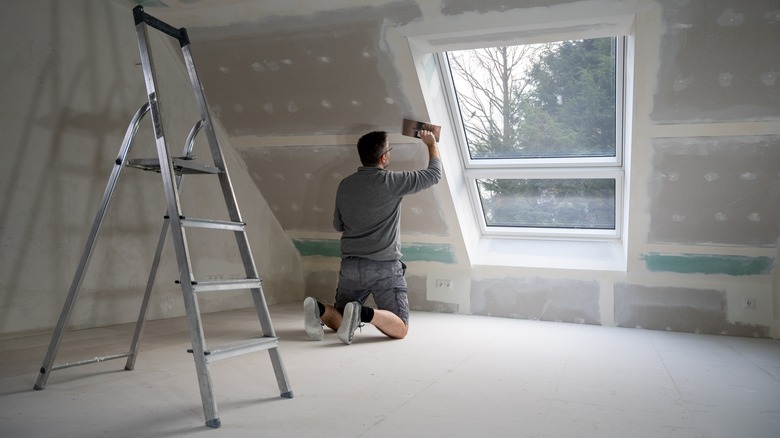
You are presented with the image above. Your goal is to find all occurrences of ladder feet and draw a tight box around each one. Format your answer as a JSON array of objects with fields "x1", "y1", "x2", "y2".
[
  {"x1": 206, "y1": 418, "x2": 221, "y2": 428},
  {"x1": 33, "y1": 384, "x2": 44, "y2": 391},
  {"x1": 281, "y1": 390, "x2": 294, "y2": 399}
]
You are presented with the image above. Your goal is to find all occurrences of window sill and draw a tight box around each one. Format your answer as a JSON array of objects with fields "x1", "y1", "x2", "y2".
[{"x1": 472, "y1": 237, "x2": 626, "y2": 271}]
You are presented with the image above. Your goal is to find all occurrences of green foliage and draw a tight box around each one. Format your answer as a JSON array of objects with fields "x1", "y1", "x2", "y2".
[{"x1": 527, "y1": 38, "x2": 616, "y2": 156}]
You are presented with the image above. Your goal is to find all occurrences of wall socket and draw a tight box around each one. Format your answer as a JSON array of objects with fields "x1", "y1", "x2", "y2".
[
  {"x1": 743, "y1": 298, "x2": 756, "y2": 309},
  {"x1": 435, "y1": 279, "x2": 454, "y2": 290}
]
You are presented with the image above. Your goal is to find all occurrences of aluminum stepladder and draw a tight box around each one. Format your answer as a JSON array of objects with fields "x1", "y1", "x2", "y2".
[{"x1": 33, "y1": 5, "x2": 292, "y2": 428}]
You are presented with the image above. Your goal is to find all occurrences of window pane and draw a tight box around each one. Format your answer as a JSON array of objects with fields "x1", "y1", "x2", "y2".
[
  {"x1": 448, "y1": 38, "x2": 617, "y2": 159},
  {"x1": 477, "y1": 178, "x2": 616, "y2": 229}
]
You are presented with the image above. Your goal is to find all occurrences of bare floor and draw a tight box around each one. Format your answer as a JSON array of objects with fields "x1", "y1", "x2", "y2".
[{"x1": 1, "y1": 302, "x2": 779, "y2": 437}]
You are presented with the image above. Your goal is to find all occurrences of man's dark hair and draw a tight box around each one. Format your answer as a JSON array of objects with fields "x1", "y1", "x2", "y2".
[{"x1": 357, "y1": 131, "x2": 388, "y2": 166}]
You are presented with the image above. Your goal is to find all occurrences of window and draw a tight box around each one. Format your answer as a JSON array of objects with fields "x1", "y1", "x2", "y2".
[{"x1": 441, "y1": 37, "x2": 625, "y2": 239}]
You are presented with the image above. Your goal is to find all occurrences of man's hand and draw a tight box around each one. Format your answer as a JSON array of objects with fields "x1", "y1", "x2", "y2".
[
  {"x1": 418, "y1": 129, "x2": 437, "y2": 147},
  {"x1": 418, "y1": 129, "x2": 441, "y2": 160}
]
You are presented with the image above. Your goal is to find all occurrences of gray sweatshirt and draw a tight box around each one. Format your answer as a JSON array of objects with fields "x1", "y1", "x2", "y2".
[{"x1": 334, "y1": 158, "x2": 442, "y2": 261}]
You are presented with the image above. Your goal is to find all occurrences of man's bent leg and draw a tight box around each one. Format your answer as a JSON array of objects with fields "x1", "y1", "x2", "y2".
[
  {"x1": 370, "y1": 309, "x2": 408, "y2": 339},
  {"x1": 369, "y1": 261, "x2": 410, "y2": 339},
  {"x1": 332, "y1": 257, "x2": 370, "y2": 334}
]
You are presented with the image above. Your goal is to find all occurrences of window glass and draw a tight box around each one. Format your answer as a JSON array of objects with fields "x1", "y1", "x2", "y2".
[
  {"x1": 476, "y1": 178, "x2": 616, "y2": 229},
  {"x1": 448, "y1": 38, "x2": 617, "y2": 160},
  {"x1": 446, "y1": 36, "x2": 623, "y2": 233}
]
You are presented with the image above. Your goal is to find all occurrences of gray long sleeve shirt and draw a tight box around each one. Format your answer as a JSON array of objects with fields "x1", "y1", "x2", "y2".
[{"x1": 334, "y1": 157, "x2": 442, "y2": 261}]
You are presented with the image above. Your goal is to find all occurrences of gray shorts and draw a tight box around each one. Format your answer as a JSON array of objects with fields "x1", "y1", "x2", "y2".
[{"x1": 334, "y1": 258, "x2": 409, "y2": 324}]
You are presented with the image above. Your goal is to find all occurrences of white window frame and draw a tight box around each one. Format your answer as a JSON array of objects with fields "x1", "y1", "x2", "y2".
[
  {"x1": 407, "y1": 10, "x2": 636, "y2": 270},
  {"x1": 438, "y1": 36, "x2": 626, "y2": 241}
]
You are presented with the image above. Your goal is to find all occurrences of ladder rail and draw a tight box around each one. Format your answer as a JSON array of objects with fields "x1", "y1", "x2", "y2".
[
  {"x1": 180, "y1": 35, "x2": 292, "y2": 400},
  {"x1": 125, "y1": 119, "x2": 204, "y2": 371},
  {"x1": 182, "y1": 46, "x2": 239, "y2": 222},
  {"x1": 34, "y1": 103, "x2": 150, "y2": 390},
  {"x1": 134, "y1": 7, "x2": 197, "y2": 284},
  {"x1": 134, "y1": 12, "x2": 219, "y2": 426},
  {"x1": 124, "y1": 217, "x2": 169, "y2": 371},
  {"x1": 179, "y1": 25, "x2": 292, "y2": 399},
  {"x1": 181, "y1": 41, "x2": 278, "y2": 336}
]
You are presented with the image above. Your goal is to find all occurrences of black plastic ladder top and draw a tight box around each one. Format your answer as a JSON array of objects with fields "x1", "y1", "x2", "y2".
[{"x1": 133, "y1": 5, "x2": 190, "y2": 47}]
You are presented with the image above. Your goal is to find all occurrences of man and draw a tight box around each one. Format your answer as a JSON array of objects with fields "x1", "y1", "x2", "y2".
[{"x1": 304, "y1": 129, "x2": 441, "y2": 344}]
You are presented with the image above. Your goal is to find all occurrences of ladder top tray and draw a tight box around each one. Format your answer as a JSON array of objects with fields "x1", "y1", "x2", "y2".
[{"x1": 126, "y1": 157, "x2": 222, "y2": 175}]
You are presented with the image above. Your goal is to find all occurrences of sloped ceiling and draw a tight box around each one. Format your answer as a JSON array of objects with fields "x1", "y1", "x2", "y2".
[
  {"x1": 134, "y1": 0, "x2": 449, "y2": 237},
  {"x1": 137, "y1": 0, "x2": 429, "y2": 139},
  {"x1": 170, "y1": 1, "x2": 423, "y2": 137}
]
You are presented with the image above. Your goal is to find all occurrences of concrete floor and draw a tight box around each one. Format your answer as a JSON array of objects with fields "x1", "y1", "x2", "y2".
[{"x1": 1, "y1": 302, "x2": 779, "y2": 437}]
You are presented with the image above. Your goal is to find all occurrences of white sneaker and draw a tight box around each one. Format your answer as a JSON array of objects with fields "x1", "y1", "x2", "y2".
[
  {"x1": 337, "y1": 301, "x2": 362, "y2": 345},
  {"x1": 304, "y1": 297, "x2": 324, "y2": 341}
]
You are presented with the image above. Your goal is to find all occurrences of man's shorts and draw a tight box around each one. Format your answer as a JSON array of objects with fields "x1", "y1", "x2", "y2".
[{"x1": 334, "y1": 257, "x2": 409, "y2": 324}]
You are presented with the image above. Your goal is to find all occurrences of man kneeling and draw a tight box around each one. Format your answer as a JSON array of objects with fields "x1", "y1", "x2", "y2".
[{"x1": 304, "y1": 129, "x2": 441, "y2": 344}]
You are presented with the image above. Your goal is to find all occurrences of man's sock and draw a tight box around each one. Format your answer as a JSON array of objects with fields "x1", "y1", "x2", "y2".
[
  {"x1": 360, "y1": 306, "x2": 374, "y2": 323},
  {"x1": 317, "y1": 301, "x2": 325, "y2": 317}
]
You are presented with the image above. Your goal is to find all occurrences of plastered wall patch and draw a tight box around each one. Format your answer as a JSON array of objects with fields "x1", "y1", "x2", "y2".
[
  {"x1": 293, "y1": 239, "x2": 341, "y2": 257},
  {"x1": 470, "y1": 277, "x2": 600, "y2": 324},
  {"x1": 614, "y1": 283, "x2": 769, "y2": 337},
  {"x1": 642, "y1": 253, "x2": 775, "y2": 276},
  {"x1": 401, "y1": 243, "x2": 456, "y2": 263},
  {"x1": 293, "y1": 239, "x2": 455, "y2": 263}
]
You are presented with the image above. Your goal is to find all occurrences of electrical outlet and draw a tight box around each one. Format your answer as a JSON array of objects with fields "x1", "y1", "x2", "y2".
[
  {"x1": 435, "y1": 279, "x2": 454, "y2": 290},
  {"x1": 743, "y1": 298, "x2": 756, "y2": 309}
]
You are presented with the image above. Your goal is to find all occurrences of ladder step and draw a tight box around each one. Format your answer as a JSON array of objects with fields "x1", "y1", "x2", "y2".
[
  {"x1": 179, "y1": 217, "x2": 246, "y2": 231},
  {"x1": 185, "y1": 278, "x2": 262, "y2": 293},
  {"x1": 126, "y1": 157, "x2": 222, "y2": 175},
  {"x1": 188, "y1": 337, "x2": 279, "y2": 363}
]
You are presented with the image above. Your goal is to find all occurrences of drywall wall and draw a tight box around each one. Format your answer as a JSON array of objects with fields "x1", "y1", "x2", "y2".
[
  {"x1": 649, "y1": 136, "x2": 780, "y2": 246},
  {"x1": 0, "y1": 0, "x2": 304, "y2": 339},
  {"x1": 1, "y1": 0, "x2": 777, "y2": 340},
  {"x1": 134, "y1": 0, "x2": 778, "y2": 338},
  {"x1": 651, "y1": 0, "x2": 780, "y2": 122}
]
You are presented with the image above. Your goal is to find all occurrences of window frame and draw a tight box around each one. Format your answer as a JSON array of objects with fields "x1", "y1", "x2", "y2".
[{"x1": 436, "y1": 36, "x2": 627, "y2": 241}]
